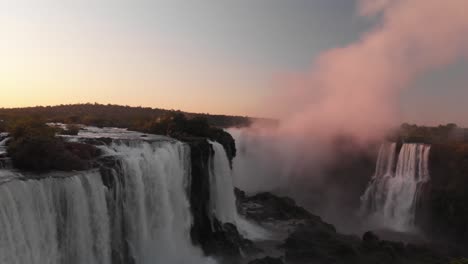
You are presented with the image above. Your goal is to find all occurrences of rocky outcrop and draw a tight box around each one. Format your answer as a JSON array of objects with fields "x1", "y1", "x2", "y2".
[
  {"x1": 283, "y1": 224, "x2": 450, "y2": 264},
  {"x1": 186, "y1": 138, "x2": 253, "y2": 259},
  {"x1": 237, "y1": 190, "x2": 455, "y2": 264},
  {"x1": 236, "y1": 189, "x2": 314, "y2": 222},
  {"x1": 248, "y1": 256, "x2": 284, "y2": 264},
  {"x1": 185, "y1": 139, "x2": 214, "y2": 252},
  {"x1": 418, "y1": 143, "x2": 468, "y2": 246}
]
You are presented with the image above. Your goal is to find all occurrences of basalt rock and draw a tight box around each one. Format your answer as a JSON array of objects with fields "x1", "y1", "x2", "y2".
[
  {"x1": 235, "y1": 189, "x2": 315, "y2": 222},
  {"x1": 283, "y1": 223, "x2": 448, "y2": 264},
  {"x1": 248, "y1": 256, "x2": 284, "y2": 264},
  {"x1": 186, "y1": 138, "x2": 253, "y2": 258}
]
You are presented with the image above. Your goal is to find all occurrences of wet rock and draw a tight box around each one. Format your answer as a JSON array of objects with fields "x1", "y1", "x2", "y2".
[
  {"x1": 236, "y1": 189, "x2": 315, "y2": 222},
  {"x1": 186, "y1": 138, "x2": 254, "y2": 258},
  {"x1": 283, "y1": 221, "x2": 359, "y2": 264},
  {"x1": 248, "y1": 256, "x2": 284, "y2": 264},
  {"x1": 81, "y1": 137, "x2": 113, "y2": 146}
]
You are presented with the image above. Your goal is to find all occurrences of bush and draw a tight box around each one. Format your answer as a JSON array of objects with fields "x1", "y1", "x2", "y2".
[
  {"x1": 143, "y1": 113, "x2": 236, "y2": 161},
  {"x1": 450, "y1": 259, "x2": 468, "y2": 264},
  {"x1": 7, "y1": 118, "x2": 56, "y2": 139},
  {"x1": 60, "y1": 124, "x2": 80, "y2": 136},
  {"x1": 0, "y1": 120, "x2": 6, "y2": 132},
  {"x1": 7, "y1": 119, "x2": 99, "y2": 172}
]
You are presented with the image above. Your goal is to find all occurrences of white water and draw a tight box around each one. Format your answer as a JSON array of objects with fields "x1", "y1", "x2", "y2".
[
  {"x1": 209, "y1": 141, "x2": 270, "y2": 241},
  {"x1": 101, "y1": 141, "x2": 215, "y2": 264},
  {"x1": 0, "y1": 171, "x2": 111, "y2": 264},
  {"x1": 0, "y1": 125, "x2": 271, "y2": 263},
  {"x1": 0, "y1": 133, "x2": 9, "y2": 156},
  {"x1": 360, "y1": 143, "x2": 431, "y2": 232},
  {"x1": 0, "y1": 126, "x2": 215, "y2": 264}
]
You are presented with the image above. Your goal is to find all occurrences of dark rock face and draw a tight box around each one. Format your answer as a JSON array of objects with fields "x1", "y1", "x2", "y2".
[
  {"x1": 283, "y1": 220, "x2": 359, "y2": 264},
  {"x1": 207, "y1": 129, "x2": 236, "y2": 165},
  {"x1": 235, "y1": 189, "x2": 315, "y2": 222},
  {"x1": 237, "y1": 190, "x2": 452, "y2": 264},
  {"x1": 186, "y1": 138, "x2": 214, "y2": 252},
  {"x1": 205, "y1": 220, "x2": 259, "y2": 258},
  {"x1": 248, "y1": 256, "x2": 284, "y2": 264},
  {"x1": 186, "y1": 138, "x2": 253, "y2": 259},
  {"x1": 421, "y1": 143, "x2": 468, "y2": 246},
  {"x1": 282, "y1": 220, "x2": 448, "y2": 264}
]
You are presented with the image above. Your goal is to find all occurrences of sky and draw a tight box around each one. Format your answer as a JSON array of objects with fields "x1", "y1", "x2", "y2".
[{"x1": 0, "y1": 0, "x2": 466, "y2": 126}]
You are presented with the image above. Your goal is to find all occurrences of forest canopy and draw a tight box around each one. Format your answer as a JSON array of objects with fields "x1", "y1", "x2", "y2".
[{"x1": 0, "y1": 103, "x2": 268, "y2": 131}]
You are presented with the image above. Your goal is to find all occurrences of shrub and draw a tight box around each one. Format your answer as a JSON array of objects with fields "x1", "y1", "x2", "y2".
[
  {"x1": 449, "y1": 258, "x2": 468, "y2": 264},
  {"x1": 7, "y1": 119, "x2": 99, "y2": 172},
  {"x1": 60, "y1": 124, "x2": 81, "y2": 136}
]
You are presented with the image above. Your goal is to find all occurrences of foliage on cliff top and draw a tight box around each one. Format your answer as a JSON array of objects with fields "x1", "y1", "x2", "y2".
[
  {"x1": 0, "y1": 103, "x2": 265, "y2": 129},
  {"x1": 143, "y1": 113, "x2": 236, "y2": 161},
  {"x1": 387, "y1": 123, "x2": 467, "y2": 144},
  {"x1": 6, "y1": 118, "x2": 100, "y2": 172},
  {"x1": 449, "y1": 258, "x2": 468, "y2": 264}
]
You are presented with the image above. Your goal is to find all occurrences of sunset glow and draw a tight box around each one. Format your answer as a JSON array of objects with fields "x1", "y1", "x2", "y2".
[{"x1": 1, "y1": 0, "x2": 467, "y2": 125}]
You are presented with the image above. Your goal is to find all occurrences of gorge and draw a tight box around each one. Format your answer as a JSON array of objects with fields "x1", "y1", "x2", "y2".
[{"x1": 0, "y1": 122, "x2": 467, "y2": 264}]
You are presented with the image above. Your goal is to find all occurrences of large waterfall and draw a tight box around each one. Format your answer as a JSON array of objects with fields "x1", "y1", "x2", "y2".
[
  {"x1": 0, "y1": 170, "x2": 111, "y2": 264},
  {"x1": 0, "y1": 132, "x2": 216, "y2": 264},
  {"x1": 101, "y1": 141, "x2": 215, "y2": 264},
  {"x1": 360, "y1": 143, "x2": 431, "y2": 231}
]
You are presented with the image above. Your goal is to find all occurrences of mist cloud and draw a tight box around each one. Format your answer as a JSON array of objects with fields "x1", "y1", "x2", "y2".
[
  {"x1": 232, "y1": 0, "x2": 468, "y2": 212},
  {"x1": 274, "y1": 0, "x2": 468, "y2": 142}
]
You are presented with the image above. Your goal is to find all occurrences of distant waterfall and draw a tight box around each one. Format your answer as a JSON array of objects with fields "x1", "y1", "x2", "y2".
[
  {"x1": 360, "y1": 143, "x2": 431, "y2": 231},
  {"x1": 0, "y1": 140, "x2": 215, "y2": 264},
  {"x1": 209, "y1": 141, "x2": 270, "y2": 241}
]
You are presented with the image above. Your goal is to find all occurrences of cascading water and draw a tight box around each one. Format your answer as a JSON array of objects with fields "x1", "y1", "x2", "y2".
[
  {"x1": 208, "y1": 140, "x2": 270, "y2": 241},
  {"x1": 208, "y1": 141, "x2": 238, "y2": 224},
  {"x1": 0, "y1": 127, "x2": 216, "y2": 264},
  {"x1": 360, "y1": 143, "x2": 431, "y2": 232},
  {"x1": 101, "y1": 141, "x2": 214, "y2": 264},
  {"x1": 0, "y1": 171, "x2": 111, "y2": 264},
  {"x1": 0, "y1": 134, "x2": 10, "y2": 169}
]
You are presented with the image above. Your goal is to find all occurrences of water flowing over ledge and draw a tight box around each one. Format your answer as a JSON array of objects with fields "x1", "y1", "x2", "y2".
[
  {"x1": 0, "y1": 127, "x2": 218, "y2": 264},
  {"x1": 360, "y1": 143, "x2": 431, "y2": 232}
]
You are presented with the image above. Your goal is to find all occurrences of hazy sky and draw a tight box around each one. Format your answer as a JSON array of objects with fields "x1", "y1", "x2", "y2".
[{"x1": 0, "y1": 0, "x2": 466, "y2": 125}]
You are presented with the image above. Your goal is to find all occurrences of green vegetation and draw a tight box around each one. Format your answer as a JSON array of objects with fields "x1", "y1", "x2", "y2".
[
  {"x1": 0, "y1": 103, "x2": 264, "y2": 130},
  {"x1": 143, "y1": 113, "x2": 236, "y2": 161},
  {"x1": 0, "y1": 120, "x2": 6, "y2": 132},
  {"x1": 0, "y1": 104, "x2": 247, "y2": 163},
  {"x1": 59, "y1": 124, "x2": 81, "y2": 136},
  {"x1": 1, "y1": 104, "x2": 243, "y2": 171},
  {"x1": 449, "y1": 258, "x2": 468, "y2": 264},
  {"x1": 388, "y1": 123, "x2": 467, "y2": 144},
  {"x1": 6, "y1": 118, "x2": 99, "y2": 172}
]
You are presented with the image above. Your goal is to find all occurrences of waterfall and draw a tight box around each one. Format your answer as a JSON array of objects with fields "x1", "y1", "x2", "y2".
[
  {"x1": 101, "y1": 141, "x2": 214, "y2": 264},
  {"x1": 0, "y1": 171, "x2": 111, "y2": 264},
  {"x1": 208, "y1": 141, "x2": 238, "y2": 224},
  {"x1": 360, "y1": 143, "x2": 431, "y2": 231},
  {"x1": 0, "y1": 133, "x2": 8, "y2": 156},
  {"x1": 208, "y1": 141, "x2": 270, "y2": 241},
  {"x1": 0, "y1": 137, "x2": 215, "y2": 264}
]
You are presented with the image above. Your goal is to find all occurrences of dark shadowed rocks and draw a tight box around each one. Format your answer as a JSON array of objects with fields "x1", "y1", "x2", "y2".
[
  {"x1": 185, "y1": 138, "x2": 256, "y2": 259},
  {"x1": 236, "y1": 190, "x2": 452, "y2": 264},
  {"x1": 235, "y1": 189, "x2": 314, "y2": 222},
  {"x1": 248, "y1": 256, "x2": 284, "y2": 264}
]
